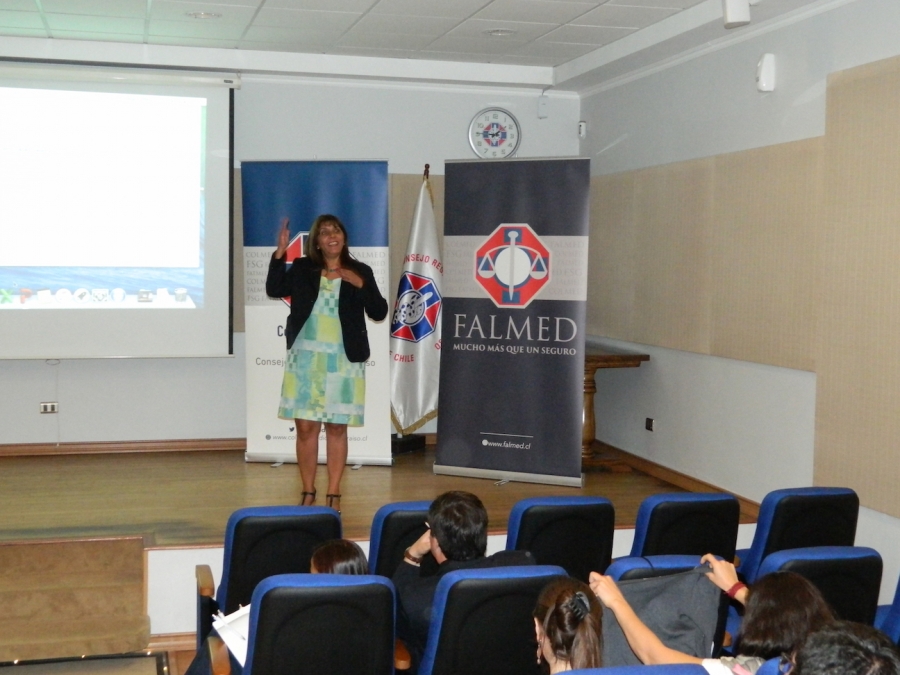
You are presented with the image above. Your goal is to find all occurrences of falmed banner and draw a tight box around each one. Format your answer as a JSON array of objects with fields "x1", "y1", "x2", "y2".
[{"x1": 435, "y1": 158, "x2": 590, "y2": 486}]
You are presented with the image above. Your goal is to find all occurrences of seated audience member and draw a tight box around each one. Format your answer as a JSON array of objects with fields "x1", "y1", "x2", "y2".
[
  {"x1": 310, "y1": 538, "x2": 368, "y2": 575},
  {"x1": 533, "y1": 577, "x2": 604, "y2": 673},
  {"x1": 793, "y1": 621, "x2": 900, "y2": 675},
  {"x1": 185, "y1": 538, "x2": 368, "y2": 675},
  {"x1": 590, "y1": 554, "x2": 835, "y2": 675},
  {"x1": 393, "y1": 490, "x2": 535, "y2": 666}
]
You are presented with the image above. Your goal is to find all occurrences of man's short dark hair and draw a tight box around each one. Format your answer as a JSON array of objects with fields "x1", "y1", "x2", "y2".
[
  {"x1": 794, "y1": 621, "x2": 900, "y2": 675},
  {"x1": 428, "y1": 491, "x2": 488, "y2": 562}
]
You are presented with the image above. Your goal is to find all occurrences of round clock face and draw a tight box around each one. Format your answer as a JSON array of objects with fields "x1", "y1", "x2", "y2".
[{"x1": 468, "y1": 107, "x2": 521, "y2": 159}]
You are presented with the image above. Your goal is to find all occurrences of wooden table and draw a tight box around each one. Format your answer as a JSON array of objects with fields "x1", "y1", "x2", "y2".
[{"x1": 582, "y1": 346, "x2": 650, "y2": 462}]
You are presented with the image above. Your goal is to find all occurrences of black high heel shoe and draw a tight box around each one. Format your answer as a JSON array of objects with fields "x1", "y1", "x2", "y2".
[
  {"x1": 326, "y1": 493, "x2": 341, "y2": 514},
  {"x1": 299, "y1": 489, "x2": 316, "y2": 506}
]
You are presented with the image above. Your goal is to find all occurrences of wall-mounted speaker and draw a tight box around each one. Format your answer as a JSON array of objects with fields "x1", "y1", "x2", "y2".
[{"x1": 722, "y1": 0, "x2": 750, "y2": 28}]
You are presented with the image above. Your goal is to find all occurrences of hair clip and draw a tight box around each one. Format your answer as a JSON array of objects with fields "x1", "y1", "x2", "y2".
[{"x1": 569, "y1": 591, "x2": 590, "y2": 622}]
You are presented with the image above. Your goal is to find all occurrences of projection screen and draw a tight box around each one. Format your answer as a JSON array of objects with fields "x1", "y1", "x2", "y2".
[{"x1": 0, "y1": 64, "x2": 236, "y2": 359}]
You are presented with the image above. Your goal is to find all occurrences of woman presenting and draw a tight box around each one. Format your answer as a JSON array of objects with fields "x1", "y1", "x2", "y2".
[{"x1": 266, "y1": 214, "x2": 388, "y2": 513}]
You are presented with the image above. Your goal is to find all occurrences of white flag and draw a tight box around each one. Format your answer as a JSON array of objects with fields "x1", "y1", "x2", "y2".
[{"x1": 390, "y1": 177, "x2": 443, "y2": 434}]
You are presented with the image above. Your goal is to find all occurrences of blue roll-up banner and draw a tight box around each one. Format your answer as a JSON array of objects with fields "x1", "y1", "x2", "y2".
[
  {"x1": 242, "y1": 161, "x2": 391, "y2": 465},
  {"x1": 436, "y1": 158, "x2": 590, "y2": 486}
]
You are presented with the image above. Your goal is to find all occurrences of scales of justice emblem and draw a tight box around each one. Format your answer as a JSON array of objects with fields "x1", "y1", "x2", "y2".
[
  {"x1": 391, "y1": 272, "x2": 442, "y2": 342},
  {"x1": 474, "y1": 224, "x2": 550, "y2": 308}
]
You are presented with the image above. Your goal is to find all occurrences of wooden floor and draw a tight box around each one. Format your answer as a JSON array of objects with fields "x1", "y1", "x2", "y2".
[{"x1": 0, "y1": 443, "x2": 755, "y2": 547}]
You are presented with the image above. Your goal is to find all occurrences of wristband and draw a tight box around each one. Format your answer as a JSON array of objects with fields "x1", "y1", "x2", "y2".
[
  {"x1": 404, "y1": 548, "x2": 423, "y2": 565},
  {"x1": 726, "y1": 582, "x2": 748, "y2": 599}
]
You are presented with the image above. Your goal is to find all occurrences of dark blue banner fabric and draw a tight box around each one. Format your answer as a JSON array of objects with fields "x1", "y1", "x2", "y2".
[
  {"x1": 241, "y1": 160, "x2": 388, "y2": 247},
  {"x1": 436, "y1": 158, "x2": 590, "y2": 482}
]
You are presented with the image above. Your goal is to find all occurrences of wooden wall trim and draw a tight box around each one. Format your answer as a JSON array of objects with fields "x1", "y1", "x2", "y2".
[
  {"x1": 596, "y1": 441, "x2": 760, "y2": 519},
  {"x1": 0, "y1": 438, "x2": 246, "y2": 457},
  {"x1": 149, "y1": 632, "x2": 196, "y2": 652}
]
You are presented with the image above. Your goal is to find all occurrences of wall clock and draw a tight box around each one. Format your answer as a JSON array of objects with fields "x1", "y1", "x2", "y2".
[{"x1": 468, "y1": 107, "x2": 521, "y2": 159}]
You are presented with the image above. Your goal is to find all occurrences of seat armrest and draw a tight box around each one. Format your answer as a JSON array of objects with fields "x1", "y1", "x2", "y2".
[
  {"x1": 196, "y1": 564, "x2": 219, "y2": 650},
  {"x1": 208, "y1": 634, "x2": 232, "y2": 675},
  {"x1": 197, "y1": 564, "x2": 216, "y2": 597}
]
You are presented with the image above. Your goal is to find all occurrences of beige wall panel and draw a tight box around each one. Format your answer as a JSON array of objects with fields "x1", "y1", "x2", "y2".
[
  {"x1": 630, "y1": 159, "x2": 714, "y2": 353},
  {"x1": 816, "y1": 55, "x2": 900, "y2": 516},
  {"x1": 587, "y1": 173, "x2": 636, "y2": 338},
  {"x1": 710, "y1": 139, "x2": 822, "y2": 371},
  {"x1": 389, "y1": 174, "x2": 445, "y2": 302}
]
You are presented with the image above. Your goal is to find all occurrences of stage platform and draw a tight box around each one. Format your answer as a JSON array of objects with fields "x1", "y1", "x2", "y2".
[{"x1": 0, "y1": 442, "x2": 757, "y2": 547}]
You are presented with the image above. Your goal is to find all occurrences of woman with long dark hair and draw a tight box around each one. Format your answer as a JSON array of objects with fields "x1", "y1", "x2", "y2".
[
  {"x1": 267, "y1": 215, "x2": 387, "y2": 513},
  {"x1": 533, "y1": 577, "x2": 604, "y2": 673}
]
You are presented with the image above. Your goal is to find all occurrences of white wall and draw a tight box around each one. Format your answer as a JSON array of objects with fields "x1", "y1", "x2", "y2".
[
  {"x1": 581, "y1": 0, "x2": 900, "y2": 176},
  {"x1": 590, "y1": 338, "x2": 815, "y2": 504},
  {"x1": 236, "y1": 76, "x2": 580, "y2": 175},
  {"x1": 583, "y1": 0, "x2": 900, "y2": 601},
  {"x1": 0, "y1": 67, "x2": 580, "y2": 447}
]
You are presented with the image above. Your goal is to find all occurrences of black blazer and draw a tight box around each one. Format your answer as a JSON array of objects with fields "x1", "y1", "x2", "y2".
[{"x1": 266, "y1": 254, "x2": 388, "y2": 362}]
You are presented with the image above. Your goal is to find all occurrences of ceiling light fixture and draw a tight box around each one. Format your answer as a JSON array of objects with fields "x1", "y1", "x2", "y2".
[
  {"x1": 186, "y1": 11, "x2": 222, "y2": 19},
  {"x1": 484, "y1": 29, "x2": 517, "y2": 37}
]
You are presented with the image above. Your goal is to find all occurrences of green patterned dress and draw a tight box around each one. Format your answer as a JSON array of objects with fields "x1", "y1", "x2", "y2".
[{"x1": 278, "y1": 276, "x2": 366, "y2": 426}]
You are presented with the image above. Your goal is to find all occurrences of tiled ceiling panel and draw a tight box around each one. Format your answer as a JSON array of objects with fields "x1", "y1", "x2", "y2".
[{"x1": 0, "y1": 0, "x2": 826, "y2": 81}]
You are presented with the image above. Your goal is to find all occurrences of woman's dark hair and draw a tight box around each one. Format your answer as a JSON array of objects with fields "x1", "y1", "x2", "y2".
[
  {"x1": 794, "y1": 621, "x2": 900, "y2": 675},
  {"x1": 736, "y1": 571, "x2": 836, "y2": 659},
  {"x1": 533, "y1": 577, "x2": 603, "y2": 671},
  {"x1": 310, "y1": 539, "x2": 369, "y2": 575},
  {"x1": 305, "y1": 214, "x2": 356, "y2": 270},
  {"x1": 428, "y1": 491, "x2": 488, "y2": 562}
]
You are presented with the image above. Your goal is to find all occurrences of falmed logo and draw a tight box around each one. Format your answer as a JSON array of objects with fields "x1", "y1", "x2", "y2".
[
  {"x1": 391, "y1": 272, "x2": 442, "y2": 342},
  {"x1": 475, "y1": 224, "x2": 550, "y2": 308}
]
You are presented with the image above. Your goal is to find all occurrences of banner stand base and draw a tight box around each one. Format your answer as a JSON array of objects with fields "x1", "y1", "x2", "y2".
[
  {"x1": 392, "y1": 434, "x2": 426, "y2": 455},
  {"x1": 433, "y1": 463, "x2": 583, "y2": 488}
]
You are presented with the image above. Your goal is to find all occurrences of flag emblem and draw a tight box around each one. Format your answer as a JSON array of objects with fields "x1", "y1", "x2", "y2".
[
  {"x1": 391, "y1": 271, "x2": 441, "y2": 342},
  {"x1": 475, "y1": 223, "x2": 550, "y2": 308}
]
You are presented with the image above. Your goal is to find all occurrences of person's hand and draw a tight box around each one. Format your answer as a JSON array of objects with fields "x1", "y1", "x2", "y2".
[
  {"x1": 589, "y1": 572, "x2": 626, "y2": 608},
  {"x1": 408, "y1": 529, "x2": 432, "y2": 559},
  {"x1": 700, "y1": 554, "x2": 739, "y2": 592},
  {"x1": 339, "y1": 267, "x2": 364, "y2": 289},
  {"x1": 275, "y1": 217, "x2": 290, "y2": 258}
]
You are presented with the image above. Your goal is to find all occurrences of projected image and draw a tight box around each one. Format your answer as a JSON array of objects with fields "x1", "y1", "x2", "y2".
[{"x1": 0, "y1": 86, "x2": 207, "y2": 310}]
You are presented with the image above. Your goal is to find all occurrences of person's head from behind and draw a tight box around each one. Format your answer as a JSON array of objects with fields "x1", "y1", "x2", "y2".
[
  {"x1": 736, "y1": 570, "x2": 835, "y2": 660},
  {"x1": 427, "y1": 491, "x2": 487, "y2": 563},
  {"x1": 310, "y1": 539, "x2": 368, "y2": 575},
  {"x1": 533, "y1": 577, "x2": 603, "y2": 673},
  {"x1": 794, "y1": 621, "x2": 900, "y2": 675}
]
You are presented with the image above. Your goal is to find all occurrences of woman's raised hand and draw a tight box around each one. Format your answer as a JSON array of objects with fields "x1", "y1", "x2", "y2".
[{"x1": 276, "y1": 217, "x2": 290, "y2": 258}]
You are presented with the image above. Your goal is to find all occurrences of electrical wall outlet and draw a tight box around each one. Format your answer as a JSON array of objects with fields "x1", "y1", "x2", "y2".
[
  {"x1": 40, "y1": 402, "x2": 58, "y2": 414},
  {"x1": 645, "y1": 417, "x2": 655, "y2": 432}
]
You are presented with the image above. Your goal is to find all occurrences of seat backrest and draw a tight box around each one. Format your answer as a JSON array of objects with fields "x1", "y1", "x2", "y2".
[
  {"x1": 606, "y1": 554, "x2": 704, "y2": 581},
  {"x1": 368, "y1": 500, "x2": 430, "y2": 577},
  {"x1": 244, "y1": 573, "x2": 395, "y2": 675},
  {"x1": 420, "y1": 565, "x2": 568, "y2": 675},
  {"x1": 506, "y1": 496, "x2": 615, "y2": 580},
  {"x1": 741, "y1": 487, "x2": 859, "y2": 583},
  {"x1": 757, "y1": 545, "x2": 882, "y2": 625},
  {"x1": 604, "y1": 556, "x2": 729, "y2": 659},
  {"x1": 630, "y1": 492, "x2": 740, "y2": 560},
  {"x1": 218, "y1": 506, "x2": 342, "y2": 613}
]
